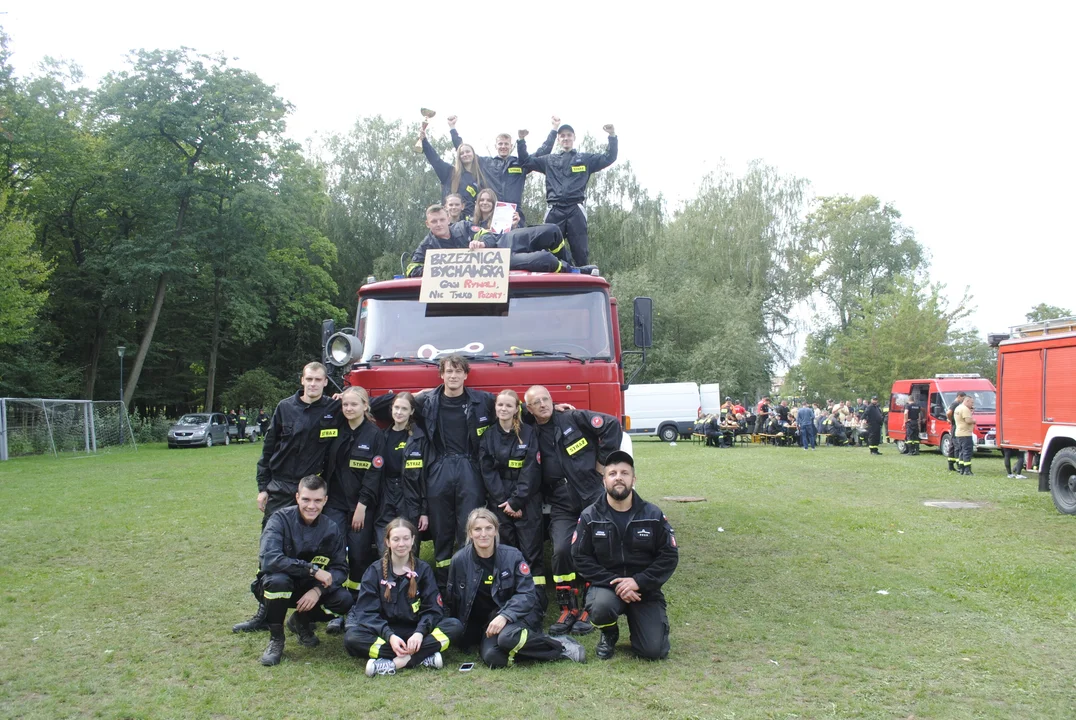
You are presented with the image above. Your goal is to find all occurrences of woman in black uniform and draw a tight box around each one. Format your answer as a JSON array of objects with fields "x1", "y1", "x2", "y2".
[
  {"x1": 374, "y1": 392, "x2": 429, "y2": 549},
  {"x1": 445, "y1": 508, "x2": 584, "y2": 668},
  {"x1": 479, "y1": 389, "x2": 546, "y2": 609},
  {"x1": 344, "y1": 518, "x2": 463, "y2": 676}
]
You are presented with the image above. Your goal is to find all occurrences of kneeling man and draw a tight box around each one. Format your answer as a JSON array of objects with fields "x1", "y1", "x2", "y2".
[
  {"x1": 250, "y1": 474, "x2": 354, "y2": 665},
  {"x1": 571, "y1": 450, "x2": 678, "y2": 659}
]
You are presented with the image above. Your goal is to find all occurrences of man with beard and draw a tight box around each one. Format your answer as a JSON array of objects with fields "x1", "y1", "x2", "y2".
[{"x1": 571, "y1": 450, "x2": 678, "y2": 660}]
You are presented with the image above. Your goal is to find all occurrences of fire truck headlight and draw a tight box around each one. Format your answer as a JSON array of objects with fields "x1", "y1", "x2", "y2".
[{"x1": 326, "y1": 332, "x2": 362, "y2": 367}]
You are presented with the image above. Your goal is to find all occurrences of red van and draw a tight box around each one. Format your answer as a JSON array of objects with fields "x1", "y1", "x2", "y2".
[{"x1": 887, "y1": 374, "x2": 998, "y2": 455}]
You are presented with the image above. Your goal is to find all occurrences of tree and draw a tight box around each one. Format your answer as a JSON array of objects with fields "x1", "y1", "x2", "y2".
[
  {"x1": 0, "y1": 199, "x2": 51, "y2": 345},
  {"x1": 94, "y1": 48, "x2": 291, "y2": 407},
  {"x1": 219, "y1": 368, "x2": 290, "y2": 413},
  {"x1": 799, "y1": 195, "x2": 924, "y2": 331},
  {"x1": 1025, "y1": 303, "x2": 1072, "y2": 322}
]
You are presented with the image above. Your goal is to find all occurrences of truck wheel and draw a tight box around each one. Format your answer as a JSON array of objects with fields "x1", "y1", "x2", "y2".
[
  {"x1": 1048, "y1": 447, "x2": 1076, "y2": 515},
  {"x1": 659, "y1": 425, "x2": 678, "y2": 443},
  {"x1": 895, "y1": 440, "x2": 907, "y2": 454},
  {"x1": 939, "y1": 433, "x2": 952, "y2": 457}
]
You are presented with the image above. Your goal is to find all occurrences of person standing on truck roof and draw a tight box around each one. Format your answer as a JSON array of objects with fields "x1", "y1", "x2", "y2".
[
  {"x1": 233, "y1": 362, "x2": 343, "y2": 634},
  {"x1": 420, "y1": 120, "x2": 487, "y2": 218},
  {"x1": 953, "y1": 396, "x2": 976, "y2": 476},
  {"x1": 944, "y1": 392, "x2": 967, "y2": 472},
  {"x1": 517, "y1": 120, "x2": 618, "y2": 266},
  {"x1": 447, "y1": 114, "x2": 557, "y2": 227},
  {"x1": 523, "y1": 385, "x2": 623, "y2": 637},
  {"x1": 864, "y1": 396, "x2": 884, "y2": 455},
  {"x1": 903, "y1": 398, "x2": 923, "y2": 455}
]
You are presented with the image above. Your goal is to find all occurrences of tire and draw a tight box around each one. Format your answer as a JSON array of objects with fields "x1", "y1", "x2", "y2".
[
  {"x1": 659, "y1": 425, "x2": 678, "y2": 443},
  {"x1": 895, "y1": 439, "x2": 907, "y2": 454},
  {"x1": 224, "y1": 433, "x2": 230, "y2": 446},
  {"x1": 205, "y1": 434, "x2": 214, "y2": 448},
  {"x1": 1048, "y1": 447, "x2": 1076, "y2": 515},
  {"x1": 939, "y1": 433, "x2": 952, "y2": 457}
]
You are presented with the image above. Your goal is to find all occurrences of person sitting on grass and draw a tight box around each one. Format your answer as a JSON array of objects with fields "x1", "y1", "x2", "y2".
[{"x1": 343, "y1": 518, "x2": 463, "y2": 677}]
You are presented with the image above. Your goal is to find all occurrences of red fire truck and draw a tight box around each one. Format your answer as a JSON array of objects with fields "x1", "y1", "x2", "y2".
[
  {"x1": 319, "y1": 270, "x2": 652, "y2": 430},
  {"x1": 992, "y1": 317, "x2": 1076, "y2": 514},
  {"x1": 886, "y1": 374, "x2": 998, "y2": 455}
]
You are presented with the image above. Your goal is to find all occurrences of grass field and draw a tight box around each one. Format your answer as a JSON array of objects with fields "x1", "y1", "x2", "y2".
[{"x1": 1, "y1": 439, "x2": 1073, "y2": 719}]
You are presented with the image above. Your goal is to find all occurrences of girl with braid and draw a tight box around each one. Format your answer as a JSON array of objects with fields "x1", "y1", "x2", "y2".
[
  {"x1": 343, "y1": 519, "x2": 462, "y2": 676},
  {"x1": 478, "y1": 390, "x2": 547, "y2": 610}
]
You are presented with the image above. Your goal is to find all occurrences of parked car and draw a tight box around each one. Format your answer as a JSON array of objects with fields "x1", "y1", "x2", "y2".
[
  {"x1": 624, "y1": 382, "x2": 701, "y2": 442},
  {"x1": 168, "y1": 413, "x2": 229, "y2": 448}
]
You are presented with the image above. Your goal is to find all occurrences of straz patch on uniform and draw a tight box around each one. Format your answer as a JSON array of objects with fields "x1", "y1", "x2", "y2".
[
  {"x1": 571, "y1": 165, "x2": 586, "y2": 173},
  {"x1": 467, "y1": 186, "x2": 478, "y2": 197},
  {"x1": 508, "y1": 459, "x2": 524, "y2": 469},
  {"x1": 320, "y1": 428, "x2": 338, "y2": 439},
  {"x1": 519, "y1": 561, "x2": 530, "y2": 575},
  {"x1": 350, "y1": 459, "x2": 372, "y2": 470},
  {"x1": 405, "y1": 459, "x2": 423, "y2": 469},
  {"x1": 508, "y1": 167, "x2": 523, "y2": 174},
  {"x1": 311, "y1": 555, "x2": 330, "y2": 568},
  {"x1": 372, "y1": 455, "x2": 384, "y2": 468},
  {"x1": 476, "y1": 425, "x2": 490, "y2": 437},
  {"x1": 566, "y1": 437, "x2": 589, "y2": 455},
  {"x1": 591, "y1": 415, "x2": 604, "y2": 428}
]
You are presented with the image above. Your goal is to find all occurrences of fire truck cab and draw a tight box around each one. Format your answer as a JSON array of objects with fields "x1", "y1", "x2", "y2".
[
  {"x1": 992, "y1": 317, "x2": 1076, "y2": 514},
  {"x1": 886, "y1": 374, "x2": 998, "y2": 455}
]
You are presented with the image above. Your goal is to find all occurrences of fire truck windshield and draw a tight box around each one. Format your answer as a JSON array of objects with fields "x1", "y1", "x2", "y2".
[
  {"x1": 357, "y1": 290, "x2": 613, "y2": 362},
  {"x1": 941, "y1": 390, "x2": 996, "y2": 413}
]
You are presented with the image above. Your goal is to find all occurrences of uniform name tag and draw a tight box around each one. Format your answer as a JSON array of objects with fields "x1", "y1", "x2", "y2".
[
  {"x1": 571, "y1": 165, "x2": 586, "y2": 173},
  {"x1": 566, "y1": 437, "x2": 588, "y2": 455},
  {"x1": 508, "y1": 459, "x2": 524, "y2": 469},
  {"x1": 320, "y1": 428, "x2": 338, "y2": 439},
  {"x1": 476, "y1": 425, "x2": 490, "y2": 437},
  {"x1": 508, "y1": 167, "x2": 523, "y2": 174},
  {"x1": 466, "y1": 186, "x2": 477, "y2": 197},
  {"x1": 311, "y1": 555, "x2": 330, "y2": 568},
  {"x1": 350, "y1": 459, "x2": 372, "y2": 470},
  {"x1": 411, "y1": 599, "x2": 420, "y2": 613},
  {"x1": 405, "y1": 459, "x2": 423, "y2": 469}
]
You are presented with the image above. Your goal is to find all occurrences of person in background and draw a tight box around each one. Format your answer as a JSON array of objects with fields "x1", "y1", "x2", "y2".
[
  {"x1": 864, "y1": 396, "x2": 884, "y2": 455},
  {"x1": 796, "y1": 402, "x2": 816, "y2": 450},
  {"x1": 953, "y1": 395, "x2": 976, "y2": 475}
]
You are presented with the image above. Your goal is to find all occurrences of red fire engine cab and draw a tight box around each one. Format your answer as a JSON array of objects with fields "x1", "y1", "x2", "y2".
[
  {"x1": 886, "y1": 374, "x2": 998, "y2": 455},
  {"x1": 992, "y1": 317, "x2": 1076, "y2": 515}
]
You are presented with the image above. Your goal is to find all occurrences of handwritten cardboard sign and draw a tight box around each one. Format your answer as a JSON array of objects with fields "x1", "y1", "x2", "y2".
[{"x1": 420, "y1": 248, "x2": 510, "y2": 303}]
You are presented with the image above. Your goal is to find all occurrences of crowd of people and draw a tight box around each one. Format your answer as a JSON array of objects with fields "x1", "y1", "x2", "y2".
[
  {"x1": 407, "y1": 115, "x2": 617, "y2": 278},
  {"x1": 233, "y1": 359, "x2": 678, "y2": 672},
  {"x1": 694, "y1": 396, "x2": 887, "y2": 451}
]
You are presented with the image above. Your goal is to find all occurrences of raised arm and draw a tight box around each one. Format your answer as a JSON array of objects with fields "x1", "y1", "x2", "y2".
[
  {"x1": 422, "y1": 137, "x2": 453, "y2": 185},
  {"x1": 517, "y1": 130, "x2": 549, "y2": 173},
  {"x1": 583, "y1": 126, "x2": 618, "y2": 173}
]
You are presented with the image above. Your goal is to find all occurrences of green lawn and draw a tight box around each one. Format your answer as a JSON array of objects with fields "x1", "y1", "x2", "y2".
[{"x1": 1, "y1": 440, "x2": 1073, "y2": 719}]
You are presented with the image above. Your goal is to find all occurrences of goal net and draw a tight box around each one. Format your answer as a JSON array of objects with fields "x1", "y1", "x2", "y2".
[{"x1": 0, "y1": 399, "x2": 137, "y2": 460}]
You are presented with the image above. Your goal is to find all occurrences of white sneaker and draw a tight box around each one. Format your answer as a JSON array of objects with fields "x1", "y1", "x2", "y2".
[
  {"x1": 365, "y1": 658, "x2": 396, "y2": 677},
  {"x1": 1015, "y1": 474, "x2": 1027, "y2": 479},
  {"x1": 1007, "y1": 474, "x2": 1014, "y2": 479},
  {"x1": 420, "y1": 652, "x2": 443, "y2": 669}
]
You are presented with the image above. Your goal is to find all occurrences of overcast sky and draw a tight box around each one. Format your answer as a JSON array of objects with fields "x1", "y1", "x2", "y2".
[{"x1": 6, "y1": 1, "x2": 1074, "y2": 348}]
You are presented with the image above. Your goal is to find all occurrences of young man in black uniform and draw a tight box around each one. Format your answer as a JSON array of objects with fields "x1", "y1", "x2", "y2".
[
  {"x1": 406, "y1": 204, "x2": 494, "y2": 278},
  {"x1": 232, "y1": 362, "x2": 342, "y2": 633},
  {"x1": 517, "y1": 121, "x2": 618, "y2": 266},
  {"x1": 446, "y1": 114, "x2": 557, "y2": 227},
  {"x1": 250, "y1": 475, "x2": 354, "y2": 666},
  {"x1": 864, "y1": 396, "x2": 884, "y2": 455},
  {"x1": 572, "y1": 450, "x2": 678, "y2": 660},
  {"x1": 944, "y1": 391, "x2": 967, "y2": 471},
  {"x1": 523, "y1": 385, "x2": 623, "y2": 636},
  {"x1": 904, "y1": 398, "x2": 923, "y2": 455}
]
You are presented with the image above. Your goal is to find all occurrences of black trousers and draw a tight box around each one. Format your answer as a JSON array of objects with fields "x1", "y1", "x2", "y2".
[
  {"x1": 375, "y1": 477, "x2": 421, "y2": 553},
  {"x1": 258, "y1": 573, "x2": 354, "y2": 625},
  {"x1": 491, "y1": 492, "x2": 546, "y2": 589},
  {"x1": 323, "y1": 505, "x2": 378, "y2": 590},
  {"x1": 544, "y1": 204, "x2": 588, "y2": 265},
  {"x1": 427, "y1": 455, "x2": 485, "y2": 587},
  {"x1": 1003, "y1": 448, "x2": 1025, "y2": 475},
  {"x1": 498, "y1": 224, "x2": 570, "y2": 272},
  {"x1": 586, "y1": 586, "x2": 670, "y2": 659},
  {"x1": 545, "y1": 480, "x2": 586, "y2": 588},
  {"x1": 905, "y1": 421, "x2": 920, "y2": 451},
  {"x1": 867, "y1": 427, "x2": 881, "y2": 450},
  {"x1": 955, "y1": 435, "x2": 974, "y2": 468},
  {"x1": 261, "y1": 484, "x2": 297, "y2": 529},
  {"x1": 475, "y1": 622, "x2": 564, "y2": 668},
  {"x1": 343, "y1": 618, "x2": 463, "y2": 666}
]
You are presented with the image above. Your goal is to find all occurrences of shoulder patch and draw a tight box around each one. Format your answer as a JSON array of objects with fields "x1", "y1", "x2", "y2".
[
  {"x1": 437, "y1": 593, "x2": 443, "y2": 607},
  {"x1": 519, "y1": 561, "x2": 530, "y2": 575},
  {"x1": 571, "y1": 530, "x2": 577, "y2": 544},
  {"x1": 536, "y1": 450, "x2": 542, "y2": 464},
  {"x1": 372, "y1": 455, "x2": 384, "y2": 468},
  {"x1": 671, "y1": 534, "x2": 677, "y2": 548},
  {"x1": 591, "y1": 415, "x2": 604, "y2": 428}
]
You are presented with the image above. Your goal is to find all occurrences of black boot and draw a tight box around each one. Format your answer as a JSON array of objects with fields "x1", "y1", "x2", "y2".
[
  {"x1": 948, "y1": 458, "x2": 956, "y2": 471},
  {"x1": 233, "y1": 602, "x2": 269, "y2": 633},
  {"x1": 596, "y1": 625, "x2": 619, "y2": 660},
  {"x1": 325, "y1": 616, "x2": 345, "y2": 635},
  {"x1": 549, "y1": 586, "x2": 577, "y2": 635},
  {"x1": 964, "y1": 466, "x2": 973, "y2": 476},
  {"x1": 260, "y1": 624, "x2": 285, "y2": 666},
  {"x1": 287, "y1": 612, "x2": 319, "y2": 647}
]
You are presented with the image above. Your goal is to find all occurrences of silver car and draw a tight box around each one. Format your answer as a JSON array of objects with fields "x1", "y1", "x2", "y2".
[{"x1": 168, "y1": 413, "x2": 230, "y2": 448}]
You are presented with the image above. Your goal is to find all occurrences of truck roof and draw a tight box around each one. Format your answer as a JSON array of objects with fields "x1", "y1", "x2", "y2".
[
  {"x1": 996, "y1": 316, "x2": 1076, "y2": 347},
  {"x1": 357, "y1": 270, "x2": 611, "y2": 297}
]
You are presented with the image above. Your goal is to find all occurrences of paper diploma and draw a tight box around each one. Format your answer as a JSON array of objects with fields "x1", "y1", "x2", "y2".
[{"x1": 490, "y1": 202, "x2": 516, "y2": 234}]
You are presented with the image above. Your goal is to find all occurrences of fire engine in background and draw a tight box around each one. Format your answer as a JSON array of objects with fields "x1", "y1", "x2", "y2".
[
  {"x1": 991, "y1": 317, "x2": 1076, "y2": 515},
  {"x1": 886, "y1": 375, "x2": 998, "y2": 455},
  {"x1": 320, "y1": 271, "x2": 652, "y2": 438}
]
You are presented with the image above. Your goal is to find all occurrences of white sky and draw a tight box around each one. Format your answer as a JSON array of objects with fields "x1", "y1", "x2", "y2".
[{"x1": 7, "y1": 1, "x2": 1075, "y2": 347}]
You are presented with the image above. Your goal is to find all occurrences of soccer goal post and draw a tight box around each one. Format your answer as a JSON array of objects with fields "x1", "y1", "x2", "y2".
[{"x1": 0, "y1": 399, "x2": 137, "y2": 461}]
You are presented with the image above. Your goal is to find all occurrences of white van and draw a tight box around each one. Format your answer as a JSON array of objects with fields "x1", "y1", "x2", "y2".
[
  {"x1": 700, "y1": 383, "x2": 722, "y2": 415},
  {"x1": 624, "y1": 382, "x2": 701, "y2": 442}
]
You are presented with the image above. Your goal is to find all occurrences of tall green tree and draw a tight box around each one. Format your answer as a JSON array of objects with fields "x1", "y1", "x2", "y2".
[
  {"x1": 0, "y1": 198, "x2": 51, "y2": 345},
  {"x1": 1025, "y1": 303, "x2": 1072, "y2": 322}
]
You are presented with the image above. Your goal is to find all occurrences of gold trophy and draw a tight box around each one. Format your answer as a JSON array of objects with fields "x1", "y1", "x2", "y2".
[{"x1": 413, "y1": 107, "x2": 436, "y2": 152}]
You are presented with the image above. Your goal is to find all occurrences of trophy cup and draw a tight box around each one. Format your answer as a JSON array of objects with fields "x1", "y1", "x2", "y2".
[{"x1": 413, "y1": 107, "x2": 436, "y2": 152}]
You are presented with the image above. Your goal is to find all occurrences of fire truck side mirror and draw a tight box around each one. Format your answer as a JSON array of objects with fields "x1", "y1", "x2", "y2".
[
  {"x1": 321, "y1": 319, "x2": 336, "y2": 365},
  {"x1": 633, "y1": 297, "x2": 653, "y2": 349}
]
